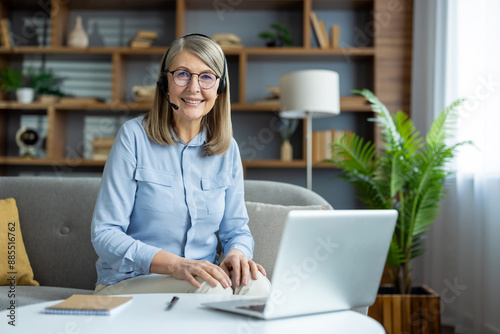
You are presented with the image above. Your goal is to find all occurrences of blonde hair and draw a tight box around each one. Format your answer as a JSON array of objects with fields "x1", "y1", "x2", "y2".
[{"x1": 142, "y1": 34, "x2": 232, "y2": 156}]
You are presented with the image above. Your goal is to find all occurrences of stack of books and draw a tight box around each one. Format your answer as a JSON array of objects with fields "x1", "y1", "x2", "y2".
[
  {"x1": 212, "y1": 33, "x2": 243, "y2": 49},
  {"x1": 91, "y1": 137, "x2": 115, "y2": 160},
  {"x1": 129, "y1": 30, "x2": 158, "y2": 48},
  {"x1": 310, "y1": 11, "x2": 340, "y2": 49}
]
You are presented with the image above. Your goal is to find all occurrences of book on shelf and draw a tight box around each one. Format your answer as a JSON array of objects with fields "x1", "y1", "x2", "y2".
[
  {"x1": 312, "y1": 129, "x2": 332, "y2": 163},
  {"x1": 312, "y1": 128, "x2": 352, "y2": 163},
  {"x1": 129, "y1": 38, "x2": 154, "y2": 48},
  {"x1": 0, "y1": 18, "x2": 12, "y2": 49},
  {"x1": 129, "y1": 30, "x2": 158, "y2": 48},
  {"x1": 319, "y1": 20, "x2": 330, "y2": 48},
  {"x1": 309, "y1": 11, "x2": 328, "y2": 49},
  {"x1": 331, "y1": 25, "x2": 340, "y2": 49},
  {"x1": 44, "y1": 294, "x2": 132, "y2": 316},
  {"x1": 212, "y1": 33, "x2": 243, "y2": 49},
  {"x1": 136, "y1": 30, "x2": 158, "y2": 40},
  {"x1": 91, "y1": 136, "x2": 115, "y2": 160}
]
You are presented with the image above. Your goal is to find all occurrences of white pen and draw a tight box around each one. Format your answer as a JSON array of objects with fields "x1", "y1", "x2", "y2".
[{"x1": 166, "y1": 296, "x2": 179, "y2": 311}]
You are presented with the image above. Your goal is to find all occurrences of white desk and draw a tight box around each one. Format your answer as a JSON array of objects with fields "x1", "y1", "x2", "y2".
[{"x1": 1, "y1": 293, "x2": 385, "y2": 333}]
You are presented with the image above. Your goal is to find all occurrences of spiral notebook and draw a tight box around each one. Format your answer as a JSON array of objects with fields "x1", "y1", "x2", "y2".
[{"x1": 44, "y1": 295, "x2": 133, "y2": 316}]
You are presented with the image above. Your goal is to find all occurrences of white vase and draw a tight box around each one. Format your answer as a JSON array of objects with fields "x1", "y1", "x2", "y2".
[
  {"x1": 67, "y1": 16, "x2": 89, "y2": 48},
  {"x1": 16, "y1": 88, "x2": 35, "y2": 103},
  {"x1": 280, "y1": 140, "x2": 293, "y2": 161}
]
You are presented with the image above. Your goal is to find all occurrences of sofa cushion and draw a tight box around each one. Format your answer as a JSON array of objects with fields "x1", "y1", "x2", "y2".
[
  {"x1": 0, "y1": 198, "x2": 39, "y2": 286},
  {"x1": 245, "y1": 201, "x2": 332, "y2": 280}
]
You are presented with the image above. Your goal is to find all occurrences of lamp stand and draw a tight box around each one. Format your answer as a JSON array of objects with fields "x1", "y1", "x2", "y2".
[{"x1": 306, "y1": 111, "x2": 312, "y2": 190}]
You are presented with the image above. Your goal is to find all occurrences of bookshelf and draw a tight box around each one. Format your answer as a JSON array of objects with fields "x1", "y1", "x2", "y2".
[{"x1": 0, "y1": 0, "x2": 413, "y2": 180}]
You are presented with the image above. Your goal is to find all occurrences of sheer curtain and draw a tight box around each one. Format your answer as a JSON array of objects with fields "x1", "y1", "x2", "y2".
[{"x1": 413, "y1": 1, "x2": 500, "y2": 333}]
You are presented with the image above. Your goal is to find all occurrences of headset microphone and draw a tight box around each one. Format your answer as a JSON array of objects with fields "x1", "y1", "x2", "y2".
[
  {"x1": 157, "y1": 81, "x2": 179, "y2": 110},
  {"x1": 168, "y1": 98, "x2": 179, "y2": 110}
]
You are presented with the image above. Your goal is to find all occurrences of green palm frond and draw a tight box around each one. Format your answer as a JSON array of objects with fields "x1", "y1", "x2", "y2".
[
  {"x1": 354, "y1": 89, "x2": 402, "y2": 152},
  {"x1": 327, "y1": 132, "x2": 388, "y2": 208},
  {"x1": 325, "y1": 89, "x2": 472, "y2": 294},
  {"x1": 426, "y1": 98, "x2": 464, "y2": 146}
]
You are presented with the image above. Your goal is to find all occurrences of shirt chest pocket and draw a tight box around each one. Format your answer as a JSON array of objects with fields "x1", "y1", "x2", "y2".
[
  {"x1": 134, "y1": 168, "x2": 175, "y2": 214},
  {"x1": 201, "y1": 173, "x2": 232, "y2": 214}
]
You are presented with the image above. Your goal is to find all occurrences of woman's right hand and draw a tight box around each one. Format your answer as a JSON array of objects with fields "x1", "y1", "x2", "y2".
[{"x1": 150, "y1": 250, "x2": 232, "y2": 289}]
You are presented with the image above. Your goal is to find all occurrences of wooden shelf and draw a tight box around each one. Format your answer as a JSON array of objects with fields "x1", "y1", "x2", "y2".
[
  {"x1": 0, "y1": 46, "x2": 168, "y2": 55},
  {"x1": 243, "y1": 160, "x2": 338, "y2": 168},
  {"x1": 0, "y1": 46, "x2": 374, "y2": 57},
  {"x1": 0, "y1": 97, "x2": 370, "y2": 112},
  {"x1": 0, "y1": 157, "x2": 106, "y2": 167},
  {"x1": 232, "y1": 97, "x2": 371, "y2": 112},
  {"x1": 0, "y1": 101, "x2": 152, "y2": 111},
  {"x1": 0, "y1": 157, "x2": 339, "y2": 169}
]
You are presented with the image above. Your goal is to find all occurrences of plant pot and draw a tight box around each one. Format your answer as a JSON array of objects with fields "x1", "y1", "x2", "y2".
[
  {"x1": 38, "y1": 94, "x2": 60, "y2": 104},
  {"x1": 16, "y1": 88, "x2": 35, "y2": 103},
  {"x1": 266, "y1": 40, "x2": 284, "y2": 47},
  {"x1": 368, "y1": 285, "x2": 441, "y2": 334}
]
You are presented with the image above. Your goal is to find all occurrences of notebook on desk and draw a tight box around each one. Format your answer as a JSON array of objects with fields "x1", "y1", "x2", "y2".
[{"x1": 202, "y1": 209, "x2": 398, "y2": 320}]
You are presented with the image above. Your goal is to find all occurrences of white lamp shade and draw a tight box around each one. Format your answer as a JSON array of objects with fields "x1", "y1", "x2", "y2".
[{"x1": 279, "y1": 70, "x2": 340, "y2": 118}]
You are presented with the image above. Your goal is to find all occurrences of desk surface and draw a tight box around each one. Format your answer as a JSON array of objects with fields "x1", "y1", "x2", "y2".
[{"x1": 1, "y1": 293, "x2": 385, "y2": 333}]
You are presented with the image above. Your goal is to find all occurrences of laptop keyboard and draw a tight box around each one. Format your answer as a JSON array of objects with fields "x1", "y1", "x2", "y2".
[{"x1": 236, "y1": 304, "x2": 266, "y2": 313}]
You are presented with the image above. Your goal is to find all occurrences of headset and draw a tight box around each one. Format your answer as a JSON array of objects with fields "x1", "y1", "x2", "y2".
[{"x1": 156, "y1": 33, "x2": 227, "y2": 110}]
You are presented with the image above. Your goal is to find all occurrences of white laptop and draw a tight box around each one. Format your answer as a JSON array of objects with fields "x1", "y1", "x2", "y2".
[{"x1": 203, "y1": 209, "x2": 397, "y2": 319}]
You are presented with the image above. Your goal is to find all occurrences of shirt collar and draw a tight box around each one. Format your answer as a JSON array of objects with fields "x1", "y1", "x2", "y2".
[{"x1": 175, "y1": 128, "x2": 207, "y2": 147}]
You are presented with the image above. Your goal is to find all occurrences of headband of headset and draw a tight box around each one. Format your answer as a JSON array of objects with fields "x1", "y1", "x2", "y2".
[{"x1": 157, "y1": 33, "x2": 227, "y2": 95}]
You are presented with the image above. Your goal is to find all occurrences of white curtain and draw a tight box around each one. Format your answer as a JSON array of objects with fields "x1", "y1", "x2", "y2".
[{"x1": 413, "y1": 1, "x2": 500, "y2": 333}]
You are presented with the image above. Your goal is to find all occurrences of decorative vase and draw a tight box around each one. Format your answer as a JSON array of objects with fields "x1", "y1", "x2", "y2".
[
  {"x1": 67, "y1": 16, "x2": 89, "y2": 48},
  {"x1": 280, "y1": 139, "x2": 293, "y2": 161},
  {"x1": 16, "y1": 88, "x2": 35, "y2": 103}
]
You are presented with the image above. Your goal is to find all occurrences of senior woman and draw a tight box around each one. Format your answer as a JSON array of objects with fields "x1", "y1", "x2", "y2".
[{"x1": 91, "y1": 34, "x2": 270, "y2": 296}]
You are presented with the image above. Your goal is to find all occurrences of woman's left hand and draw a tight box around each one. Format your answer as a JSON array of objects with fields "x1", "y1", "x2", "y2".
[{"x1": 219, "y1": 249, "x2": 266, "y2": 286}]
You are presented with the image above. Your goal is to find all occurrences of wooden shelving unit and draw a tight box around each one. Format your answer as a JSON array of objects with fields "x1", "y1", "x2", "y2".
[{"x1": 0, "y1": 0, "x2": 413, "y2": 175}]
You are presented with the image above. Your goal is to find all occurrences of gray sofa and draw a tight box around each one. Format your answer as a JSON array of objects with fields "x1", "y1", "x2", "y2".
[{"x1": 0, "y1": 176, "x2": 368, "y2": 315}]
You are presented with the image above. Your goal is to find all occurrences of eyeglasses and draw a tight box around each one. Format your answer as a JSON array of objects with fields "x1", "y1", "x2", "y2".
[{"x1": 168, "y1": 70, "x2": 220, "y2": 90}]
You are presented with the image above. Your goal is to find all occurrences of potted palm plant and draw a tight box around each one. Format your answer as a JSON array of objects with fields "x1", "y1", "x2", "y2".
[{"x1": 325, "y1": 89, "x2": 470, "y2": 333}]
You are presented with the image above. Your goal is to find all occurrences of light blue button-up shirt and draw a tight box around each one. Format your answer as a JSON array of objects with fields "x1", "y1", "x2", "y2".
[{"x1": 91, "y1": 116, "x2": 254, "y2": 285}]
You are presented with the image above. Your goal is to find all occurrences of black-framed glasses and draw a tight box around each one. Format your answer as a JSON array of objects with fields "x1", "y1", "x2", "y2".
[{"x1": 168, "y1": 70, "x2": 220, "y2": 90}]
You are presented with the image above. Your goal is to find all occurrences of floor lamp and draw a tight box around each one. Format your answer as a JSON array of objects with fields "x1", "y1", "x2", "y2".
[{"x1": 279, "y1": 70, "x2": 340, "y2": 190}]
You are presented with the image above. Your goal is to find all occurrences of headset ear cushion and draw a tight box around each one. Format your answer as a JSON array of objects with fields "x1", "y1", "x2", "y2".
[
  {"x1": 217, "y1": 75, "x2": 226, "y2": 94},
  {"x1": 158, "y1": 73, "x2": 168, "y2": 93}
]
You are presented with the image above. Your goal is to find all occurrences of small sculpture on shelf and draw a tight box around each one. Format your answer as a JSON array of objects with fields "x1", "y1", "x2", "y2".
[
  {"x1": 15, "y1": 127, "x2": 39, "y2": 158},
  {"x1": 277, "y1": 117, "x2": 299, "y2": 161},
  {"x1": 68, "y1": 16, "x2": 89, "y2": 48}
]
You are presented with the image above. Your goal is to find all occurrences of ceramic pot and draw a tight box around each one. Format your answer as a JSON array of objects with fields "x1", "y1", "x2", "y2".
[
  {"x1": 16, "y1": 88, "x2": 35, "y2": 103},
  {"x1": 68, "y1": 16, "x2": 89, "y2": 48},
  {"x1": 280, "y1": 139, "x2": 293, "y2": 161}
]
